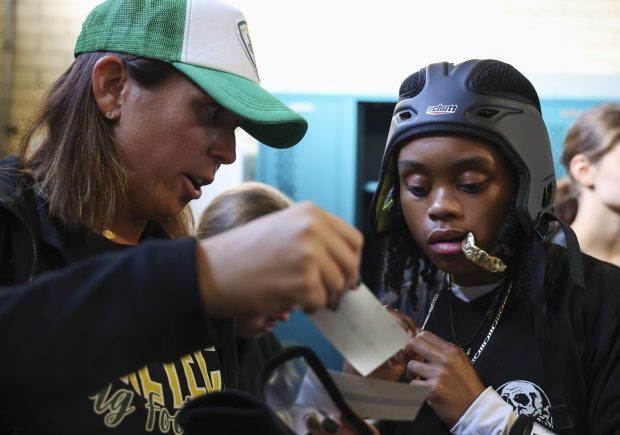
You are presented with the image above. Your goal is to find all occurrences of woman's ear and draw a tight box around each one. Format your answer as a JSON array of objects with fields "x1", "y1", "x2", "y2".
[
  {"x1": 91, "y1": 55, "x2": 129, "y2": 121},
  {"x1": 569, "y1": 154, "x2": 596, "y2": 188}
]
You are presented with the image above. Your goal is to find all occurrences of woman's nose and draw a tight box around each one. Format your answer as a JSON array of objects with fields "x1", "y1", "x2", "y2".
[{"x1": 208, "y1": 128, "x2": 237, "y2": 165}]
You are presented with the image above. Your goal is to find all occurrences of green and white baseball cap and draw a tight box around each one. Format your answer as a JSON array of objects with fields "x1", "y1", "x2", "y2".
[{"x1": 75, "y1": 0, "x2": 307, "y2": 148}]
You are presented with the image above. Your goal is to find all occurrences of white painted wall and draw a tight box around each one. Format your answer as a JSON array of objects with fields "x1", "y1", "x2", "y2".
[{"x1": 231, "y1": 0, "x2": 620, "y2": 97}]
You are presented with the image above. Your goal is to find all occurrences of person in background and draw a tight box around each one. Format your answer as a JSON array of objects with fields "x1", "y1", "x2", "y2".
[
  {"x1": 550, "y1": 177, "x2": 579, "y2": 245},
  {"x1": 193, "y1": 183, "x2": 381, "y2": 435},
  {"x1": 0, "y1": 0, "x2": 362, "y2": 433},
  {"x1": 364, "y1": 59, "x2": 620, "y2": 434},
  {"x1": 195, "y1": 181, "x2": 292, "y2": 396},
  {"x1": 557, "y1": 103, "x2": 620, "y2": 266}
]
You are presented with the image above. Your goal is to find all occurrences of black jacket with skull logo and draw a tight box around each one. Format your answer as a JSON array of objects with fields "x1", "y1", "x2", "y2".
[{"x1": 381, "y1": 245, "x2": 620, "y2": 435}]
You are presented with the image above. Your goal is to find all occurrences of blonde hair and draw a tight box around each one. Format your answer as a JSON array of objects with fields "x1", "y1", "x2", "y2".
[
  {"x1": 18, "y1": 52, "x2": 192, "y2": 237},
  {"x1": 196, "y1": 182, "x2": 292, "y2": 239}
]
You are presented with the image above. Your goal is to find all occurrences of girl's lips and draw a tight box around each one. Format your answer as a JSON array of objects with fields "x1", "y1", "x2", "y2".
[
  {"x1": 427, "y1": 229, "x2": 468, "y2": 255},
  {"x1": 427, "y1": 228, "x2": 467, "y2": 244},
  {"x1": 429, "y1": 241, "x2": 463, "y2": 255}
]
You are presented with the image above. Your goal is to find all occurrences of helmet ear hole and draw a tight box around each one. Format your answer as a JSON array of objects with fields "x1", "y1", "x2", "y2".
[{"x1": 542, "y1": 182, "x2": 554, "y2": 208}]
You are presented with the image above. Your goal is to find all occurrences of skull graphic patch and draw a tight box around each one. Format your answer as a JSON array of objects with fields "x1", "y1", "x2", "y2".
[{"x1": 497, "y1": 380, "x2": 553, "y2": 428}]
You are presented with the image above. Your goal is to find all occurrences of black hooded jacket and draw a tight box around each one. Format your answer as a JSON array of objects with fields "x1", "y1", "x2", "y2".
[{"x1": 0, "y1": 155, "x2": 235, "y2": 433}]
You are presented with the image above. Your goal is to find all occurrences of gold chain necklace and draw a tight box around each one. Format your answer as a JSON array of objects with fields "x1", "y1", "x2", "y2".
[
  {"x1": 420, "y1": 274, "x2": 513, "y2": 364},
  {"x1": 102, "y1": 229, "x2": 116, "y2": 240}
]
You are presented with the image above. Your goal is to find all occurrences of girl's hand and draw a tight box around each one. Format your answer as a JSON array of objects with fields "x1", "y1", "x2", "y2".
[{"x1": 404, "y1": 330, "x2": 485, "y2": 427}]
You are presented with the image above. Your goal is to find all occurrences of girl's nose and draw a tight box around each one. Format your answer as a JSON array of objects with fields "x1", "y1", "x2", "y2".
[{"x1": 427, "y1": 188, "x2": 462, "y2": 221}]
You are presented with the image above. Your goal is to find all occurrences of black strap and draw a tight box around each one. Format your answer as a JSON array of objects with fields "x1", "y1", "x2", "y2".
[
  {"x1": 554, "y1": 219, "x2": 585, "y2": 289},
  {"x1": 531, "y1": 234, "x2": 574, "y2": 433},
  {"x1": 509, "y1": 414, "x2": 534, "y2": 435},
  {"x1": 258, "y1": 346, "x2": 374, "y2": 435}
]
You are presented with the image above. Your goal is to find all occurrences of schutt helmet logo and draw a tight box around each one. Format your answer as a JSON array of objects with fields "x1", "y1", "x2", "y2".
[{"x1": 426, "y1": 103, "x2": 458, "y2": 115}]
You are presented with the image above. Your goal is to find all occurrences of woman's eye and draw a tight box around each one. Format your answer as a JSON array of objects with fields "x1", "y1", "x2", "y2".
[
  {"x1": 206, "y1": 105, "x2": 221, "y2": 119},
  {"x1": 407, "y1": 185, "x2": 430, "y2": 197}
]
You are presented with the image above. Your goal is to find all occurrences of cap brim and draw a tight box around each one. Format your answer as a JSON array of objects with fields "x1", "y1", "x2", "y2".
[{"x1": 173, "y1": 63, "x2": 307, "y2": 149}]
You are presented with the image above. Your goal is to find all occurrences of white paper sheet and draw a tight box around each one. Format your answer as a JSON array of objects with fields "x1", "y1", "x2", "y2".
[
  {"x1": 294, "y1": 368, "x2": 430, "y2": 423},
  {"x1": 328, "y1": 370, "x2": 430, "y2": 421},
  {"x1": 309, "y1": 283, "x2": 411, "y2": 376}
]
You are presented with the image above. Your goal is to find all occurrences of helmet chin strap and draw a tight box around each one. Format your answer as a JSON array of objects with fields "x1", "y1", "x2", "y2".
[{"x1": 547, "y1": 215, "x2": 585, "y2": 288}]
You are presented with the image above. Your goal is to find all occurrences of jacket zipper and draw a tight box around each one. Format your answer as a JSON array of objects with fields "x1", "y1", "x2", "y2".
[
  {"x1": 26, "y1": 223, "x2": 38, "y2": 283},
  {"x1": 3, "y1": 206, "x2": 39, "y2": 284}
]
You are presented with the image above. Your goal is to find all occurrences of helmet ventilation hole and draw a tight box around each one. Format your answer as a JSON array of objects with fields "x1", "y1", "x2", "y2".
[
  {"x1": 476, "y1": 108, "x2": 500, "y2": 119},
  {"x1": 398, "y1": 111, "x2": 413, "y2": 121}
]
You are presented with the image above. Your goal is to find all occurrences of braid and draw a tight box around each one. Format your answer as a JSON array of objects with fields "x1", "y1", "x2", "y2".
[
  {"x1": 383, "y1": 230, "x2": 408, "y2": 296},
  {"x1": 498, "y1": 203, "x2": 519, "y2": 260},
  {"x1": 420, "y1": 260, "x2": 438, "y2": 288},
  {"x1": 382, "y1": 186, "x2": 438, "y2": 312}
]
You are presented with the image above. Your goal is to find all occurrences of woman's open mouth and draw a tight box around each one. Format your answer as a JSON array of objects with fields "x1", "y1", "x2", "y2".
[{"x1": 183, "y1": 174, "x2": 207, "y2": 199}]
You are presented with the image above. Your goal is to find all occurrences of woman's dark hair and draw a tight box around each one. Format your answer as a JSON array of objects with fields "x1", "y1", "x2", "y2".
[{"x1": 18, "y1": 52, "x2": 192, "y2": 237}]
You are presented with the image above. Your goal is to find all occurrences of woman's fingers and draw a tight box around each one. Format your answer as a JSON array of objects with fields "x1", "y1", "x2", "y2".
[{"x1": 196, "y1": 202, "x2": 364, "y2": 317}]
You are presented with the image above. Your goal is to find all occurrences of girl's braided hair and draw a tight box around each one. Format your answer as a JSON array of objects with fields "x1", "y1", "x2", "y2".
[{"x1": 382, "y1": 173, "x2": 538, "y2": 313}]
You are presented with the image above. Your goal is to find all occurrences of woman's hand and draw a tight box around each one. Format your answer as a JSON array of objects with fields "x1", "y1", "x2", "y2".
[
  {"x1": 197, "y1": 202, "x2": 363, "y2": 317},
  {"x1": 403, "y1": 330, "x2": 485, "y2": 427}
]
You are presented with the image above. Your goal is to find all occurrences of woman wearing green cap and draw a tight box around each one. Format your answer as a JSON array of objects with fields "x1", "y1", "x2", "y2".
[
  {"x1": 362, "y1": 60, "x2": 620, "y2": 434},
  {"x1": 0, "y1": 0, "x2": 362, "y2": 433}
]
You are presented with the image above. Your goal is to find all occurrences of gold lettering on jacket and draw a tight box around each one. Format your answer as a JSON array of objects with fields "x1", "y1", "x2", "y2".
[{"x1": 89, "y1": 349, "x2": 222, "y2": 432}]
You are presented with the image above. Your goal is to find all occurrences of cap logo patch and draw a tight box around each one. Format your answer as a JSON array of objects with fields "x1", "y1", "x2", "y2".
[
  {"x1": 426, "y1": 103, "x2": 458, "y2": 115},
  {"x1": 237, "y1": 20, "x2": 259, "y2": 80}
]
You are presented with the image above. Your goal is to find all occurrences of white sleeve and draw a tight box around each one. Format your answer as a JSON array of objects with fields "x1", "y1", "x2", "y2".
[{"x1": 450, "y1": 386, "x2": 519, "y2": 435}]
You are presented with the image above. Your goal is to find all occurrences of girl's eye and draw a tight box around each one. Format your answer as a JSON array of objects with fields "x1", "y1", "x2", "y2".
[
  {"x1": 407, "y1": 185, "x2": 431, "y2": 197},
  {"x1": 459, "y1": 182, "x2": 485, "y2": 194}
]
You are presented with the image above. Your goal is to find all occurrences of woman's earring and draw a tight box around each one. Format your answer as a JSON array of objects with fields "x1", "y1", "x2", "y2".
[{"x1": 105, "y1": 111, "x2": 115, "y2": 120}]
